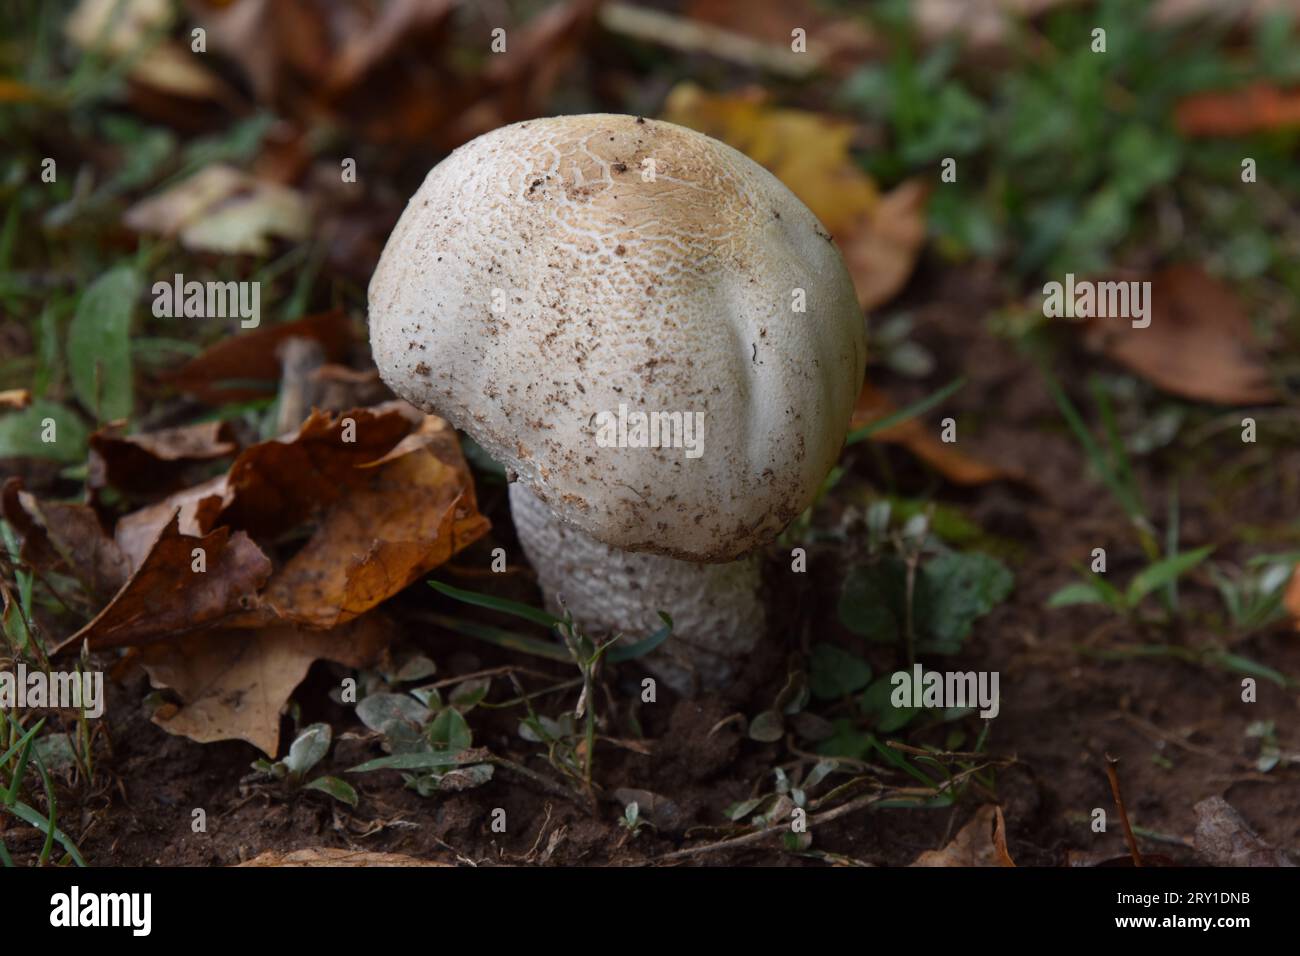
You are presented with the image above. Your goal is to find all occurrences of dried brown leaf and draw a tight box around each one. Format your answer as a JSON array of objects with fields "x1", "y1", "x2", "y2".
[
  {"x1": 910, "y1": 804, "x2": 1016, "y2": 866},
  {"x1": 1084, "y1": 265, "x2": 1277, "y2": 405},
  {"x1": 139, "y1": 615, "x2": 391, "y2": 756},
  {"x1": 231, "y1": 435, "x2": 489, "y2": 629},
  {"x1": 1, "y1": 478, "x2": 129, "y2": 600},
  {"x1": 89, "y1": 420, "x2": 237, "y2": 494},
  {"x1": 1193, "y1": 796, "x2": 1296, "y2": 866},
  {"x1": 54, "y1": 513, "x2": 272, "y2": 653},
  {"x1": 164, "y1": 309, "x2": 351, "y2": 405},
  {"x1": 850, "y1": 382, "x2": 1020, "y2": 486},
  {"x1": 841, "y1": 179, "x2": 931, "y2": 311}
]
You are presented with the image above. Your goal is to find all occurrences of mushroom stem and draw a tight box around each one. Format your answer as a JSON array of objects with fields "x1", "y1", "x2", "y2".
[{"x1": 508, "y1": 483, "x2": 764, "y2": 695}]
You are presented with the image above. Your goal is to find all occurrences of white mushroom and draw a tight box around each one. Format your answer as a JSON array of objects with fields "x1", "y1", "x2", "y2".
[{"x1": 369, "y1": 114, "x2": 865, "y2": 694}]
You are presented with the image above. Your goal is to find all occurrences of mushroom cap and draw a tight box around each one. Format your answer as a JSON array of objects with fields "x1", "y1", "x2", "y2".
[{"x1": 369, "y1": 113, "x2": 865, "y2": 562}]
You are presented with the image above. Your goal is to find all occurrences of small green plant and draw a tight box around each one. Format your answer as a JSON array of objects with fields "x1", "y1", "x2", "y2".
[
  {"x1": 618, "y1": 800, "x2": 653, "y2": 838},
  {"x1": 349, "y1": 678, "x2": 494, "y2": 797},
  {"x1": 1039, "y1": 368, "x2": 1158, "y2": 555},
  {"x1": 1245, "y1": 721, "x2": 1294, "y2": 774},
  {"x1": 250, "y1": 723, "x2": 357, "y2": 808},
  {"x1": 1048, "y1": 546, "x2": 1214, "y2": 617},
  {"x1": 426, "y1": 579, "x2": 671, "y2": 795},
  {"x1": 1210, "y1": 554, "x2": 1299, "y2": 636},
  {"x1": 724, "y1": 760, "x2": 841, "y2": 851},
  {"x1": 837, "y1": 504, "x2": 1014, "y2": 662}
]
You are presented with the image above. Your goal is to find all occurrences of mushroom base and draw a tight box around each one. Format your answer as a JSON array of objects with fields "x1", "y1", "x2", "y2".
[{"x1": 508, "y1": 484, "x2": 764, "y2": 695}]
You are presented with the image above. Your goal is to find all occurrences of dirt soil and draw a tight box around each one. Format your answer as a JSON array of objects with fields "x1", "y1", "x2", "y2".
[{"x1": 6, "y1": 259, "x2": 1298, "y2": 868}]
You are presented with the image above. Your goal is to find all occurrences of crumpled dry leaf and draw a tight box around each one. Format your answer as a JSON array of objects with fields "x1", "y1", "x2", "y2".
[
  {"x1": 165, "y1": 308, "x2": 351, "y2": 405},
  {"x1": 113, "y1": 476, "x2": 229, "y2": 571},
  {"x1": 661, "y1": 84, "x2": 927, "y2": 310},
  {"x1": 850, "y1": 382, "x2": 1021, "y2": 485},
  {"x1": 140, "y1": 616, "x2": 391, "y2": 756},
  {"x1": 910, "y1": 804, "x2": 1017, "y2": 866},
  {"x1": 1, "y1": 478, "x2": 129, "y2": 601},
  {"x1": 840, "y1": 179, "x2": 931, "y2": 313},
  {"x1": 230, "y1": 418, "x2": 490, "y2": 629},
  {"x1": 190, "y1": 0, "x2": 596, "y2": 150},
  {"x1": 54, "y1": 513, "x2": 272, "y2": 653},
  {"x1": 218, "y1": 403, "x2": 418, "y2": 537},
  {"x1": 1083, "y1": 265, "x2": 1278, "y2": 405},
  {"x1": 49, "y1": 404, "x2": 484, "y2": 753},
  {"x1": 110, "y1": 404, "x2": 428, "y2": 566},
  {"x1": 124, "y1": 163, "x2": 311, "y2": 255},
  {"x1": 89, "y1": 420, "x2": 237, "y2": 494},
  {"x1": 1193, "y1": 796, "x2": 1296, "y2": 867},
  {"x1": 236, "y1": 846, "x2": 450, "y2": 867}
]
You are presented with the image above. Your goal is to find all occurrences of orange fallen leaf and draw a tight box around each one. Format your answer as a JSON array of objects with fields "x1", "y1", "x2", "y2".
[
  {"x1": 0, "y1": 78, "x2": 43, "y2": 103},
  {"x1": 230, "y1": 419, "x2": 490, "y2": 629},
  {"x1": 0, "y1": 389, "x2": 31, "y2": 409},
  {"x1": 139, "y1": 616, "x2": 391, "y2": 756},
  {"x1": 112, "y1": 405, "x2": 451, "y2": 570},
  {"x1": 1083, "y1": 265, "x2": 1278, "y2": 405},
  {"x1": 217, "y1": 403, "x2": 418, "y2": 537},
  {"x1": 910, "y1": 805, "x2": 1016, "y2": 866},
  {"x1": 850, "y1": 382, "x2": 1017, "y2": 486},
  {"x1": 55, "y1": 513, "x2": 272, "y2": 653},
  {"x1": 1175, "y1": 83, "x2": 1300, "y2": 137}
]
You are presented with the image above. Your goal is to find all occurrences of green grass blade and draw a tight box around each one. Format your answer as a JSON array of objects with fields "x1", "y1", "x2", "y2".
[
  {"x1": 844, "y1": 377, "x2": 966, "y2": 447},
  {"x1": 1, "y1": 802, "x2": 85, "y2": 866},
  {"x1": 606, "y1": 612, "x2": 674, "y2": 663},
  {"x1": 347, "y1": 751, "x2": 474, "y2": 774},
  {"x1": 0, "y1": 717, "x2": 44, "y2": 772},
  {"x1": 425, "y1": 612, "x2": 570, "y2": 662},
  {"x1": 428, "y1": 580, "x2": 561, "y2": 629},
  {"x1": 1038, "y1": 362, "x2": 1151, "y2": 536},
  {"x1": 1126, "y1": 546, "x2": 1213, "y2": 606}
]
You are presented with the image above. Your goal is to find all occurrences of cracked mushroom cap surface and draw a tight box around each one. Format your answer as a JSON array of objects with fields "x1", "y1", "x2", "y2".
[{"x1": 368, "y1": 113, "x2": 866, "y2": 562}]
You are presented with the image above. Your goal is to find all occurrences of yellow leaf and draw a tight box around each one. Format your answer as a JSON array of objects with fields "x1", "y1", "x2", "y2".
[
  {"x1": 662, "y1": 83, "x2": 929, "y2": 311},
  {"x1": 662, "y1": 82, "x2": 876, "y2": 235}
]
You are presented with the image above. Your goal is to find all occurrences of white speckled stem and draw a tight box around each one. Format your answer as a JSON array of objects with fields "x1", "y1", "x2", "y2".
[{"x1": 508, "y1": 483, "x2": 764, "y2": 695}]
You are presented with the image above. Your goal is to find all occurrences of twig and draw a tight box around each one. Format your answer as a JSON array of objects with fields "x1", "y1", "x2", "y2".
[
  {"x1": 655, "y1": 790, "x2": 884, "y2": 862},
  {"x1": 1104, "y1": 753, "x2": 1142, "y2": 867}
]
